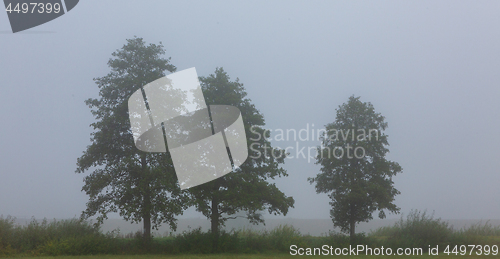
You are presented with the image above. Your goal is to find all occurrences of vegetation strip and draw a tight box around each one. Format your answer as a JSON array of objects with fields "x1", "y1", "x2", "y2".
[{"x1": 1, "y1": 211, "x2": 499, "y2": 257}]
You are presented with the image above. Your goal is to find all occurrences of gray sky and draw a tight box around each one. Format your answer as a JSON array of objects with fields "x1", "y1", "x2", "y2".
[{"x1": 1, "y1": 1, "x2": 499, "y2": 221}]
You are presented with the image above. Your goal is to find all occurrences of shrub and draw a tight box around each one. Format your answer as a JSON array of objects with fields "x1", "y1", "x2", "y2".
[
  {"x1": 173, "y1": 227, "x2": 212, "y2": 254},
  {"x1": 450, "y1": 221, "x2": 500, "y2": 246},
  {"x1": 236, "y1": 228, "x2": 271, "y2": 253},
  {"x1": 370, "y1": 210, "x2": 454, "y2": 250},
  {"x1": 0, "y1": 216, "x2": 114, "y2": 256},
  {"x1": 0, "y1": 216, "x2": 16, "y2": 255},
  {"x1": 268, "y1": 225, "x2": 304, "y2": 252},
  {"x1": 459, "y1": 221, "x2": 500, "y2": 236}
]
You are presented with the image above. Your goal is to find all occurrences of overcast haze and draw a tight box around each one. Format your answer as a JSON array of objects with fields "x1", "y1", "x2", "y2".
[{"x1": 1, "y1": 1, "x2": 499, "y2": 223}]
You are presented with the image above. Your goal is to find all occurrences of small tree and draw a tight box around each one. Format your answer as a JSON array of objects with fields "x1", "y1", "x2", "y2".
[
  {"x1": 76, "y1": 37, "x2": 188, "y2": 240},
  {"x1": 188, "y1": 67, "x2": 295, "y2": 252},
  {"x1": 309, "y1": 96, "x2": 402, "y2": 241}
]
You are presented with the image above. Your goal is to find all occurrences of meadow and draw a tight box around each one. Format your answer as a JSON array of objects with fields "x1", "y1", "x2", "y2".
[{"x1": 0, "y1": 210, "x2": 499, "y2": 258}]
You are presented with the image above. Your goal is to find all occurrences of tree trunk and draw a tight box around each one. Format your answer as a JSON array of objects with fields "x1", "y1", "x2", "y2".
[
  {"x1": 349, "y1": 162, "x2": 357, "y2": 244},
  {"x1": 143, "y1": 185, "x2": 151, "y2": 240},
  {"x1": 350, "y1": 219, "x2": 356, "y2": 241},
  {"x1": 210, "y1": 183, "x2": 220, "y2": 253},
  {"x1": 349, "y1": 202, "x2": 356, "y2": 243},
  {"x1": 141, "y1": 154, "x2": 152, "y2": 242},
  {"x1": 143, "y1": 213, "x2": 151, "y2": 240}
]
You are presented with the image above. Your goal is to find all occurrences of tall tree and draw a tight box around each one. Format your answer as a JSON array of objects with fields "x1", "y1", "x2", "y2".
[
  {"x1": 189, "y1": 67, "x2": 294, "y2": 252},
  {"x1": 309, "y1": 96, "x2": 402, "y2": 240},
  {"x1": 76, "y1": 37, "x2": 187, "y2": 239}
]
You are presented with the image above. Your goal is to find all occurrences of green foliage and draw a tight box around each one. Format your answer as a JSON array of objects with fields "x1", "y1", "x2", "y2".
[
  {"x1": 450, "y1": 221, "x2": 500, "y2": 247},
  {"x1": 0, "y1": 217, "x2": 115, "y2": 256},
  {"x1": 76, "y1": 37, "x2": 187, "y2": 239},
  {"x1": 40, "y1": 234, "x2": 115, "y2": 256},
  {"x1": 235, "y1": 228, "x2": 270, "y2": 253},
  {"x1": 12, "y1": 218, "x2": 103, "y2": 252},
  {"x1": 173, "y1": 227, "x2": 213, "y2": 254},
  {"x1": 309, "y1": 96, "x2": 402, "y2": 238},
  {"x1": 368, "y1": 211, "x2": 500, "y2": 251},
  {"x1": 267, "y1": 225, "x2": 303, "y2": 252},
  {"x1": 370, "y1": 210, "x2": 454, "y2": 250},
  {"x1": 0, "y1": 216, "x2": 15, "y2": 256},
  {"x1": 236, "y1": 225, "x2": 305, "y2": 253},
  {"x1": 457, "y1": 221, "x2": 500, "y2": 236},
  {"x1": 394, "y1": 210, "x2": 452, "y2": 247}
]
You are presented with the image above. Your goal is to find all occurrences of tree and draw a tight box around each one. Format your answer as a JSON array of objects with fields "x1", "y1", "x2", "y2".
[
  {"x1": 76, "y1": 37, "x2": 188, "y2": 240},
  {"x1": 188, "y1": 67, "x2": 295, "y2": 252},
  {"x1": 308, "y1": 96, "x2": 402, "y2": 241}
]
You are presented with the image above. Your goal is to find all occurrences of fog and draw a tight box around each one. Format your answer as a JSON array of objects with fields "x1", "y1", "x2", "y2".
[{"x1": 1, "y1": 0, "x2": 499, "y2": 226}]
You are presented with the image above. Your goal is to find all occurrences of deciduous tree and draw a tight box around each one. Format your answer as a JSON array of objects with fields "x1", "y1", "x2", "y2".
[
  {"x1": 309, "y1": 96, "x2": 402, "y2": 241},
  {"x1": 76, "y1": 37, "x2": 187, "y2": 240},
  {"x1": 189, "y1": 67, "x2": 295, "y2": 252}
]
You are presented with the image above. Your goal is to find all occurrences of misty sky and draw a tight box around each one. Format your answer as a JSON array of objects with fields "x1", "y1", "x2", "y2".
[{"x1": 1, "y1": 1, "x2": 499, "y2": 222}]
